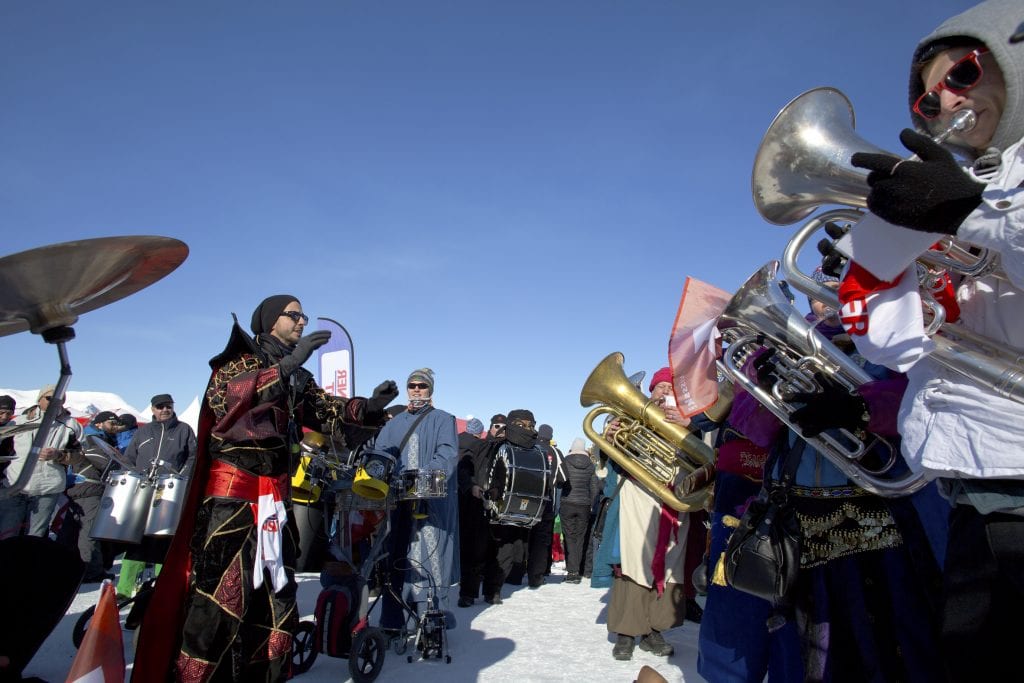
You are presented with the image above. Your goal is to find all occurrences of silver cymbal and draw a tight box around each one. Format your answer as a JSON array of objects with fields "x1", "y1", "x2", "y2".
[{"x1": 0, "y1": 236, "x2": 188, "y2": 336}]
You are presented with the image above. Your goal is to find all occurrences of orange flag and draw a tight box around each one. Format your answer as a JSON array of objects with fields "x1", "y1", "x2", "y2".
[
  {"x1": 66, "y1": 580, "x2": 125, "y2": 683},
  {"x1": 668, "y1": 277, "x2": 732, "y2": 417}
]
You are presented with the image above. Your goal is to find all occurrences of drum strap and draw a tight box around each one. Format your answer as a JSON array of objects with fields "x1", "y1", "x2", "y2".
[{"x1": 397, "y1": 406, "x2": 434, "y2": 455}]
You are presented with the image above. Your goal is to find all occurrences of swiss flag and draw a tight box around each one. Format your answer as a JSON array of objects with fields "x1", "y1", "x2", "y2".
[{"x1": 66, "y1": 580, "x2": 124, "y2": 683}]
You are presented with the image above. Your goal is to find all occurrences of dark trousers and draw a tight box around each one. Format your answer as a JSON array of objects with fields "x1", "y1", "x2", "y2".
[
  {"x1": 559, "y1": 502, "x2": 591, "y2": 576},
  {"x1": 527, "y1": 511, "x2": 554, "y2": 584},
  {"x1": 941, "y1": 504, "x2": 1024, "y2": 682},
  {"x1": 56, "y1": 495, "x2": 104, "y2": 578},
  {"x1": 483, "y1": 524, "x2": 527, "y2": 598},
  {"x1": 458, "y1": 496, "x2": 491, "y2": 599}
]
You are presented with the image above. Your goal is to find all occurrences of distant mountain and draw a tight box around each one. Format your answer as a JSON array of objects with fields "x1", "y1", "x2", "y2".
[{"x1": 0, "y1": 388, "x2": 200, "y2": 431}]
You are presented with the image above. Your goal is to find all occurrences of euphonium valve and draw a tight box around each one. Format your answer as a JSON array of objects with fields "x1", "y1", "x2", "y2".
[
  {"x1": 717, "y1": 262, "x2": 927, "y2": 497},
  {"x1": 580, "y1": 352, "x2": 714, "y2": 512}
]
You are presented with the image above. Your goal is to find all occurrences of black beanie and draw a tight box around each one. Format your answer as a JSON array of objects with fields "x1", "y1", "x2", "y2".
[
  {"x1": 250, "y1": 294, "x2": 300, "y2": 335},
  {"x1": 507, "y1": 409, "x2": 535, "y2": 423}
]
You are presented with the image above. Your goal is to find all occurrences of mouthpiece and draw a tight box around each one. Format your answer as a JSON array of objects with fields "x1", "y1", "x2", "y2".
[{"x1": 934, "y1": 109, "x2": 977, "y2": 144}]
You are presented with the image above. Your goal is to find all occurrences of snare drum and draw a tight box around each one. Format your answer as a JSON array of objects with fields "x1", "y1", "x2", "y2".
[
  {"x1": 399, "y1": 469, "x2": 447, "y2": 500},
  {"x1": 487, "y1": 444, "x2": 549, "y2": 527},
  {"x1": 90, "y1": 470, "x2": 153, "y2": 543},
  {"x1": 145, "y1": 473, "x2": 189, "y2": 536}
]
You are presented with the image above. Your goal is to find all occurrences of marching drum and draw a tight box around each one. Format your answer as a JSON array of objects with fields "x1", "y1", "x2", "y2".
[
  {"x1": 90, "y1": 470, "x2": 153, "y2": 543},
  {"x1": 144, "y1": 473, "x2": 189, "y2": 536},
  {"x1": 399, "y1": 469, "x2": 448, "y2": 500},
  {"x1": 487, "y1": 444, "x2": 549, "y2": 527}
]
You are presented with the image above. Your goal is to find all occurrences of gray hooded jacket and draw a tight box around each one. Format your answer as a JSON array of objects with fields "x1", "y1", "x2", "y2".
[{"x1": 909, "y1": 0, "x2": 1024, "y2": 157}]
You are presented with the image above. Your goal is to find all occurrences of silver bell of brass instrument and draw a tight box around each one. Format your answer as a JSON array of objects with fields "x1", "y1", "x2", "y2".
[
  {"x1": 717, "y1": 261, "x2": 927, "y2": 497},
  {"x1": 580, "y1": 352, "x2": 715, "y2": 512},
  {"x1": 754, "y1": 86, "x2": 1024, "y2": 406}
]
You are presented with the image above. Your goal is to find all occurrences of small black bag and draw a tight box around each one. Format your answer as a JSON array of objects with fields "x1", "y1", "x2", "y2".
[{"x1": 724, "y1": 440, "x2": 804, "y2": 604}]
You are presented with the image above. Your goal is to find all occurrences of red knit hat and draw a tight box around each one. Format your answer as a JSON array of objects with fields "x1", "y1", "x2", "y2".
[{"x1": 649, "y1": 367, "x2": 673, "y2": 393}]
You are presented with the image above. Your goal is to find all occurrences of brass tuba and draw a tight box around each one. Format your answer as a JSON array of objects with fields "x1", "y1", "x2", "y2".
[
  {"x1": 717, "y1": 261, "x2": 927, "y2": 497},
  {"x1": 753, "y1": 86, "x2": 1024, "y2": 406},
  {"x1": 580, "y1": 352, "x2": 715, "y2": 512}
]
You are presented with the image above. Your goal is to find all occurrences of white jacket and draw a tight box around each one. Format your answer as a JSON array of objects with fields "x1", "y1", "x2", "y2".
[
  {"x1": 897, "y1": 138, "x2": 1024, "y2": 480},
  {"x1": 4, "y1": 407, "x2": 82, "y2": 496}
]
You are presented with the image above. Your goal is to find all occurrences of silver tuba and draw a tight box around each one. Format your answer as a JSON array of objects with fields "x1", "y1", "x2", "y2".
[
  {"x1": 717, "y1": 261, "x2": 927, "y2": 497},
  {"x1": 753, "y1": 86, "x2": 1024, "y2": 406}
]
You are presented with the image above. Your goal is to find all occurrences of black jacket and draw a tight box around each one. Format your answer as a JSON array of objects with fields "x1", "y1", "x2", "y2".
[
  {"x1": 124, "y1": 414, "x2": 197, "y2": 476},
  {"x1": 561, "y1": 452, "x2": 598, "y2": 507},
  {"x1": 457, "y1": 431, "x2": 492, "y2": 495}
]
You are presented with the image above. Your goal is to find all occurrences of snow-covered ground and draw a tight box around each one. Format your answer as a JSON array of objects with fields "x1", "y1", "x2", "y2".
[{"x1": 26, "y1": 562, "x2": 705, "y2": 682}]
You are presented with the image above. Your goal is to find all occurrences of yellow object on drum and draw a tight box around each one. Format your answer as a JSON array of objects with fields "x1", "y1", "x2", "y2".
[
  {"x1": 352, "y1": 466, "x2": 389, "y2": 500},
  {"x1": 351, "y1": 449, "x2": 396, "y2": 501},
  {"x1": 291, "y1": 454, "x2": 323, "y2": 505}
]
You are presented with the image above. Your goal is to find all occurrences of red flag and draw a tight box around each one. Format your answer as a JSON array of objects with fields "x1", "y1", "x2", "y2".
[
  {"x1": 668, "y1": 277, "x2": 732, "y2": 417},
  {"x1": 66, "y1": 581, "x2": 125, "y2": 683}
]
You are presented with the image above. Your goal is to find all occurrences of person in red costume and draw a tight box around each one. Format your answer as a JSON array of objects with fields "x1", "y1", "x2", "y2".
[{"x1": 134, "y1": 294, "x2": 397, "y2": 682}]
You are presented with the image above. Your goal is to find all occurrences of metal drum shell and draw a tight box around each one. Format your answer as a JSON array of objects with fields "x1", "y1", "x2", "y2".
[
  {"x1": 144, "y1": 473, "x2": 189, "y2": 536},
  {"x1": 399, "y1": 469, "x2": 448, "y2": 500},
  {"x1": 90, "y1": 470, "x2": 153, "y2": 543}
]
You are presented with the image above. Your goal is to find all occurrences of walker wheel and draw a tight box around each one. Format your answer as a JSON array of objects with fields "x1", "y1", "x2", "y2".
[
  {"x1": 291, "y1": 619, "x2": 318, "y2": 676},
  {"x1": 349, "y1": 627, "x2": 387, "y2": 683}
]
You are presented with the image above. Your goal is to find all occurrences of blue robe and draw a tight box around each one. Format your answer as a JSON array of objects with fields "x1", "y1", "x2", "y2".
[{"x1": 373, "y1": 405, "x2": 459, "y2": 623}]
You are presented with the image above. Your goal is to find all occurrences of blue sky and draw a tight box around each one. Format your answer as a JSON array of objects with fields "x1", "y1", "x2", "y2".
[{"x1": 0, "y1": 0, "x2": 973, "y2": 445}]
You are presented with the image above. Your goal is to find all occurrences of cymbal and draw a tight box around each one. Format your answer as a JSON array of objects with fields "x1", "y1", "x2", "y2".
[{"x1": 0, "y1": 236, "x2": 188, "y2": 336}]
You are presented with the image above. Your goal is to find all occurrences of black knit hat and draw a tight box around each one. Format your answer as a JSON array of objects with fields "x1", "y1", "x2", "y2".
[
  {"x1": 0, "y1": 395, "x2": 14, "y2": 412},
  {"x1": 92, "y1": 411, "x2": 118, "y2": 425},
  {"x1": 250, "y1": 294, "x2": 300, "y2": 336},
  {"x1": 507, "y1": 409, "x2": 535, "y2": 423},
  {"x1": 490, "y1": 413, "x2": 507, "y2": 426}
]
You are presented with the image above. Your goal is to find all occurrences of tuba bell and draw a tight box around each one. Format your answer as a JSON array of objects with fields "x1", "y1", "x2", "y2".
[
  {"x1": 717, "y1": 261, "x2": 927, "y2": 497},
  {"x1": 753, "y1": 86, "x2": 1024, "y2": 406},
  {"x1": 580, "y1": 352, "x2": 715, "y2": 512}
]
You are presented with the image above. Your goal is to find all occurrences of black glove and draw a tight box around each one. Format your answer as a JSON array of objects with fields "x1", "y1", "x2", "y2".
[
  {"x1": 278, "y1": 330, "x2": 331, "y2": 377},
  {"x1": 366, "y1": 380, "x2": 399, "y2": 414},
  {"x1": 850, "y1": 128, "x2": 985, "y2": 235},
  {"x1": 789, "y1": 375, "x2": 868, "y2": 438},
  {"x1": 817, "y1": 221, "x2": 850, "y2": 278}
]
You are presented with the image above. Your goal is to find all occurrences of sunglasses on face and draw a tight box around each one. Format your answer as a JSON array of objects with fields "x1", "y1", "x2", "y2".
[
  {"x1": 407, "y1": 383, "x2": 430, "y2": 390},
  {"x1": 491, "y1": 423, "x2": 506, "y2": 430},
  {"x1": 914, "y1": 47, "x2": 990, "y2": 119},
  {"x1": 279, "y1": 311, "x2": 309, "y2": 324},
  {"x1": 154, "y1": 403, "x2": 174, "y2": 410}
]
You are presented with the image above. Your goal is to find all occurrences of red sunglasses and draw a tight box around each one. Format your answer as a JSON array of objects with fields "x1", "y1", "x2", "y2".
[{"x1": 913, "y1": 47, "x2": 989, "y2": 120}]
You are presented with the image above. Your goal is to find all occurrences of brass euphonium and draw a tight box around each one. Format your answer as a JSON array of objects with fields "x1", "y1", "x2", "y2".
[
  {"x1": 580, "y1": 352, "x2": 715, "y2": 512},
  {"x1": 717, "y1": 261, "x2": 927, "y2": 497},
  {"x1": 753, "y1": 86, "x2": 1024, "y2": 406}
]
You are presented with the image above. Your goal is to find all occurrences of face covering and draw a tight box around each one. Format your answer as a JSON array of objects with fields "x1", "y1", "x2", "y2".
[{"x1": 505, "y1": 422, "x2": 538, "y2": 448}]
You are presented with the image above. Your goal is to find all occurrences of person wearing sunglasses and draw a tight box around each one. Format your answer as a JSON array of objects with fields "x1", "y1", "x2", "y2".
[
  {"x1": 840, "y1": 1, "x2": 1024, "y2": 680},
  {"x1": 0, "y1": 384, "x2": 82, "y2": 540},
  {"x1": 134, "y1": 294, "x2": 398, "y2": 683},
  {"x1": 369, "y1": 367, "x2": 459, "y2": 637},
  {"x1": 115, "y1": 393, "x2": 198, "y2": 598}
]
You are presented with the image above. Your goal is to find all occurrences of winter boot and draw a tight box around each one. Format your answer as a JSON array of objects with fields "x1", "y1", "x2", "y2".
[
  {"x1": 638, "y1": 630, "x2": 674, "y2": 656},
  {"x1": 612, "y1": 634, "x2": 635, "y2": 661}
]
